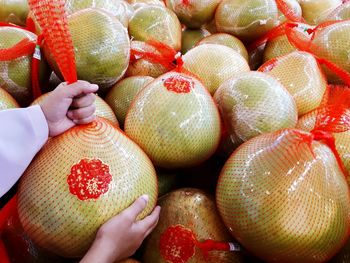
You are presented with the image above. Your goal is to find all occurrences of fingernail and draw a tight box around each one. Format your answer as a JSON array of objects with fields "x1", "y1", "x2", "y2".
[{"x1": 141, "y1": 195, "x2": 149, "y2": 203}]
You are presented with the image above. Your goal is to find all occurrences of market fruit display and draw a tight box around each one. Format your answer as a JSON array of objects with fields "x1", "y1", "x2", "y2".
[
  {"x1": 216, "y1": 128, "x2": 350, "y2": 263},
  {"x1": 263, "y1": 35, "x2": 297, "y2": 62},
  {"x1": 105, "y1": 75, "x2": 154, "y2": 127},
  {"x1": 182, "y1": 43, "x2": 250, "y2": 95},
  {"x1": 260, "y1": 51, "x2": 327, "y2": 116},
  {"x1": 181, "y1": 28, "x2": 210, "y2": 54},
  {"x1": 18, "y1": 118, "x2": 157, "y2": 257},
  {"x1": 0, "y1": 87, "x2": 19, "y2": 110},
  {"x1": 143, "y1": 188, "x2": 244, "y2": 263},
  {"x1": 214, "y1": 71, "x2": 297, "y2": 149},
  {"x1": 44, "y1": 8, "x2": 130, "y2": 94},
  {"x1": 125, "y1": 71, "x2": 221, "y2": 168}
]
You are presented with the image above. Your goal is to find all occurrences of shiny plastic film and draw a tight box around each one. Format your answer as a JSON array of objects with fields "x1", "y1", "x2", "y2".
[
  {"x1": 64, "y1": 0, "x2": 134, "y2": 27},
  {"x1": 181, "y1": 28, "x2": 210, "y2": 54},
  {"x1": 197, "y1": 33, "x2": 249, "y2": 61},
  {"x1": 182, "y1": 44, "x2": 250, "y2": 95},
  {"x1": 0, "y1": 27, "x2": 41, "y2": 106},
  {"x1": 165, "y1": 0, "x2": 221, "y2": 29},
  {"x1": 263, "y1": 34, "x2": 297, "y2": 62},
  {"x1": 127, "y1": 41, "x2": 173, "y2": 78},
  {"x1": 214, "y1": 71, "x2": 297, "y2": 152},
  {"x1": 215, "y1": 0, "x2": 280, "y2": 42},
  {"x1": 216, "y1": 128, "x2": 350, "y2": 263},
  {"x1": 128, "y1": 5, "x2": 182, "y2": 51},
  {"x1": 299, "y1": 0, "x2": 342, "y2": 25},
  {"x1": 0, "y1": 0, "x2": 29, "y2": 26},
  {"x1": 105, "y1": 76, "x2": 154, "y2": 127},
  {"x1": 0, "y1": 87, "x2": 19, "y2": 110},
  {"x1": 124, "y1": 71, "x2": 221, "y2": 168},
  {"x1": 31, "y1": 92, "x2": 119, "y2": 125},
  {"x1": 18, "y1": 118, "x2": 158, "y2": 258},
  {"x1": 43, "y1": 8, "x2": 130, "y2": 94},
  {"x1": 260, "y1": 51, "x2": 327, "y2": 116},
  {"x1": 143, "y1": 188, "x2": 244, "y2": 263},
  {"x1": 324, "y1": 1, "x2": 350, "y2": 21}
]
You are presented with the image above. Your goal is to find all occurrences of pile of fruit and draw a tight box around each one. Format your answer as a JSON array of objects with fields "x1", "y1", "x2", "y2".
[{"x1": 1, "y1": 0, "x2": 350, "y2": 262}]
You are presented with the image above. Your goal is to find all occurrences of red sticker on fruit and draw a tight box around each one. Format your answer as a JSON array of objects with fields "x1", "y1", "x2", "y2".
[
  {"x1": 163, "y1": 75, "x2": 194, "y2": 94},
  {"x1": 159, "y1": 225, "x2": 196, "y2": 263},
  {"x1": 67, "y1": 159, "x2": 112, "y2": 200}
]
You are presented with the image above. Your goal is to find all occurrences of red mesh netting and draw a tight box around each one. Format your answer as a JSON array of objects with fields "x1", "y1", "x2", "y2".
[{"x1": 28, "y1": 0, "x2": 77, "y2": 84}]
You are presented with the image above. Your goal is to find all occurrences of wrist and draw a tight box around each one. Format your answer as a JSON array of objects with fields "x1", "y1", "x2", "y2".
[{"x1": 80, "y1": 235, "x2": 120, "y2": 263}]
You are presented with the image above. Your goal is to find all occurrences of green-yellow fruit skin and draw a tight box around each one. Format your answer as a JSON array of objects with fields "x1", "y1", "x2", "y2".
[
  {"x1": 181, "y1": 28, "x2": 210, "y2": 54},
  {"x1": 0, "y1": 0, "x2": 29, "y2": 26}
]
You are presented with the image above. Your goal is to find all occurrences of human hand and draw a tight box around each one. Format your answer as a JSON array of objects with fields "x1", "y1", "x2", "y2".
[
  {"x1": 39, "y1": 80, "x2": 99, "y2": 137},
  {"x1": 80, "y1": 195, "x2": 161, "y2": 263}
]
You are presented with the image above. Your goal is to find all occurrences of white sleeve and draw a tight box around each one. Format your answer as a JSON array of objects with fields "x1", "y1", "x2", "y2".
[{"x1": 0, "y1": 105, "x2": 48, "y2": 197}]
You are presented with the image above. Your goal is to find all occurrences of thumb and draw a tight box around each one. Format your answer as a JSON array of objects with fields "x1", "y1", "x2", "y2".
[
  {"x1": 123, "y1": 195, "x2": 149, "y2": 221},
  {"x1": 57, "y1": 80, "x2": 99, "y2": 99}
]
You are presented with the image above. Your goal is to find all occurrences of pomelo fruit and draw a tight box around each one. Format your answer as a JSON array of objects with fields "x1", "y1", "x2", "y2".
[
  {"x1": 324, "y1": 1, "x2": 350, "y2": 21},
  {"x1": 261, "y1": 51, "x2": 327, "y2": 116},
  {"x1": 142, "y1": 188, "x2": 245, "y2": 263},
  {"x1": 181, "y1": 28, "x2": 210, "y2": 54},
  {"x1": 277, "y1": 0, "x2": 302, "y2": 23},
  {"x1": 214, "y1": 71, "x2": 297, "y2": 150},
  {"x1": 105, "y1": 75, "x2": 154, "y2": 127},
  {"x1": 18, "y1": 118, "x2": 157, "y2": 257},
  {"x1": 117, "y1": 259, "x2": 140, "y2": 263},
  {"x1": 263, "y1": 35, "x2": 297, "y2": 63},
  {"x1": 125, "y1": 71, "x2": 221, "y2": 168},
  {"x1": 44, "y1": 8, "x2": 130, "y2": 95},
  {"x1": 165, "y1": 0, "x2": 221, "y2": 29},
  {"x1": 182, "y1": 43, "x2": 250, "y2": 95},
  {"x1": 197, "y1": 33, "x2": 248, "y2": 61},
  {"x1": 215, "y1": 0, "x2": 279, "y2": 42},
  {"x1": 299, "y1": 0, "x2": 342, "y2": 25},
  {"x1": 216, "y1": 128, "x2": 350, "y2": 263},
  {"x1": 0, "y1": 87, "x2": 19, "y2": 110},
  {"x1": 128, "y1": 5, "x2": 182, "y2": 51},
  {"x1": 0, "y1": 0, "x2": 29, "y2": 26}
]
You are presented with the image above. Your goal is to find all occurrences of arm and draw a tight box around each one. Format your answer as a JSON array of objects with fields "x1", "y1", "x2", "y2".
[{"x1": 0, "y1": 105, "x2": 48, "y2": 197}]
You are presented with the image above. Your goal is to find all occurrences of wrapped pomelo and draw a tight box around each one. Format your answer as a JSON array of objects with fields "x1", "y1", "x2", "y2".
[
  {"x1": 65, "y1": 0, "x2": 134, "y2": 27},
  {"x1": 105, "y1": 75, "x2": 154, "y2": 127},
  {"x1": 181, "y1": 28, "x2": 210, "y2": 54},
  {"x1": 197, "y1": 33, "x2": 248, "y2": 61},
  {"x1": 128, "y1": 0, "x2": 165, "y2": 7},
  {"x1": 182, "y1": 44, "x2": 250, "y2": 95},
  {"x1": 126, "y1": 41, "x2": 170, "y2": 78},
  {"x1": 215, "y1": 0, "x2": 279, "y2": 42},
  {"x1": 263, "y1": 35, "x2": 297, "y2": 62},
  {"x1": 299, "y1": 0, "x2": 342, "y2": 25},
  {"x1": 277, "y1": 0, "x2": 302, "y2": 22},
  {"x1": 32, "y1": 92, "x2": 119, "y2": 125},
  {"x1": 143, "y1": 188, "x2": 244, "y2": 263},
  {"x1": 324, "y1": 1, "x2": 350, "y2": 21},
  {"x1": 214, "y1": 72, "x2": 297, "y2": 151},
  {"x1": 260, "y1": 51, "x2": 327, "y2": 116},
  {"x1": 0, "y1": 0, "x2": 29, "y2": 26},
  {"x1": 0, "y1": 87, "x2": 19, "y2": 110},
  {"x1": 125, "y1": 71, "x2": 221, "y2": 168},
  {"x1": 165, "y1": 0, "x2": 221, "y2": 29},
  {"x1": 18, "y1": 118, "x2": 157, "y2": 257},
  {"x1": 216, "y1": 127, "x2": 350, "y2": 263},
  {"x1": 202, "y1": 19, "x2": 217, "y2": 34},
  {"x1": 44, "y1": 8, "x2": 130, "y2": 94},
  {"x1": 0, "y1": 27, "x2": 50, "y2": 106},
  {"x1": 128, "y1": 5, "x2": 182, "y2": 51}
]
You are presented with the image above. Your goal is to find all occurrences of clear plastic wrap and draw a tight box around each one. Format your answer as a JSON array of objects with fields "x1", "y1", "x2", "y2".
[
  {"x1": 0, "y1": 87, "x2": 19, "y2": 110},
  {"x1": 44, "y1": 8, "x2": 130, "y2": 94},
  {"x1": 182, "y1": 43, "x2": 250, "y2": 95},
  {"x1": 128, "y1": 5, "x2": 182, "y2": 51},
  {"x1": 214, "y1": 71, "x2": 297, "y2": 151},
  {"x1": 165, "y1": 0, "x2": 221, "y2": 29},
  {"x1": 105, "y1": 76, "x2": 154, "y2": 128},
  {"x1": 215, "y1": 0, "x2": 279, "y2": 42},
  {"x1": 124, "y1": 70, "x2": 221, "y2": 168},
  {"x1": 324, "y1": 1, "x2": 350, "y2": 21},
  {"x1": 259, "y1": 51, "x2": 327, "y2": 116},
  {"x1": 197, "y1": 33, "x2": 248, "y2": 61},
  {"x1": 142, "y1": 188, "x2": 244, "y2": 263},
  {"x1": 0, "y1": 27, "x2": 49, "y2": 106},
  {"x1": 64, "y1": 0, "x2": 134, "y2": 27},
  {"x1": 0, "y1": 0, "x2": 29, "y2": 26},
  {"x1": 263, "y1": 34, "x2": 297, "y2": 62},
  {"x1": 18, "y1": 118, "x2": 157, "y2": 258},
  {"x1": 299, "y1": 0, "x2": 342, "y2": 25},
  {"x1": 31, "y1": 92, "x2": 119, "y2": 126}
]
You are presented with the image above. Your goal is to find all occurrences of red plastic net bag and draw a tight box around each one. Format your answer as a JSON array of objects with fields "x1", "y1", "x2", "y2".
[
  {"x1": 142, "y1": 188, "x2": 243, "y2": 263},
  {"x1": 216, "y1": 88, "x2": 350, "y2": 262}
]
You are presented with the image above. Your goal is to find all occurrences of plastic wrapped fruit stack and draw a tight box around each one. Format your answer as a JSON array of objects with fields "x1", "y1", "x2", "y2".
[{"x1": 1, "y1": 0, "x2": 350, "y2": 263}]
